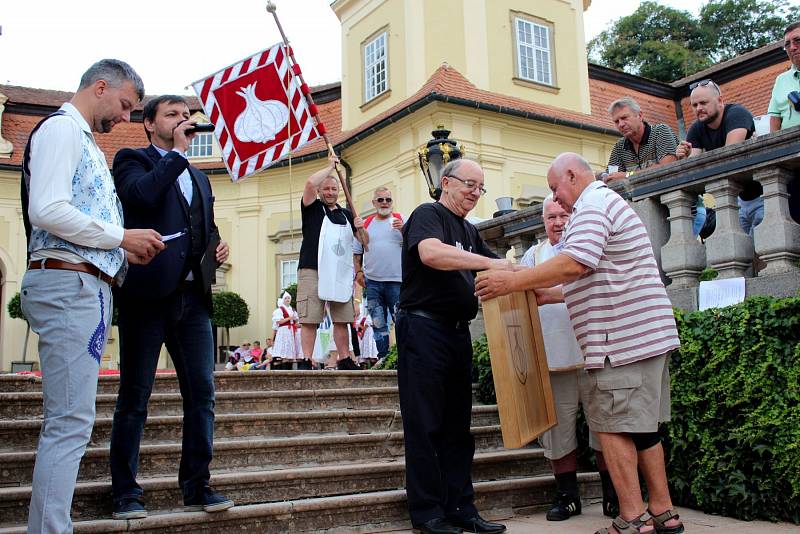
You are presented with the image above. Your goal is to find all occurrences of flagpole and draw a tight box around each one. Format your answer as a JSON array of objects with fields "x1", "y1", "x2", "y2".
[{"x1": 266, "y1": 1, "x2": 369, "y2": 251}]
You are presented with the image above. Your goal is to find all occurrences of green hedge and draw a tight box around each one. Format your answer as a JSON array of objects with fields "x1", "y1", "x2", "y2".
[{"x1": 669, "y1": 296, "x2": 800, "y2": 523}]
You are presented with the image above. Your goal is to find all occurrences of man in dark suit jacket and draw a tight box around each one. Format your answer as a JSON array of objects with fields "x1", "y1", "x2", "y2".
[{"x1": 109, "y1": 95, "x2": 232, "y2": 519}]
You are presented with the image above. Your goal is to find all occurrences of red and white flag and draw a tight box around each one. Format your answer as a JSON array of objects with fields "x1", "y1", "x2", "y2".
[{"x1": 192, "y1": 42, "x2": 321, "y2": 181}]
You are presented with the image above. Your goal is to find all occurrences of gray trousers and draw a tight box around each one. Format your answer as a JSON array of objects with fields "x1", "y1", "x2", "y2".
[{"x1": 21, "y1": 269, "x2": 112, "y2": 534}]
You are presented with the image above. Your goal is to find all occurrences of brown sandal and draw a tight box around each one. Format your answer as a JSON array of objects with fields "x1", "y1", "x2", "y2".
[
  {"x1": 649, "y1": 509, "x2": 685, "y2": 534},
  {"x1": 595, "y1": 512, "x2": 654, "y2": 534}
]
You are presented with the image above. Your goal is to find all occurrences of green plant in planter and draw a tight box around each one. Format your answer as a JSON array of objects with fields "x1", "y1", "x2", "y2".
[
  {"x1": 7, "y1": 292, "x2": 31, "y2": 363},
  {"x1": 211, "y1": 291, "x2": 250, "y2": 350}
]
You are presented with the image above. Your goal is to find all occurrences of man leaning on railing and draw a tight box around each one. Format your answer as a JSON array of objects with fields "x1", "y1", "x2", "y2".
[
  {"x1": 767, "y1": 21, "x2": 800, "y2": 225},
  {"x1": 676, "y1": 80, "x2": 760, "y2": 236}
]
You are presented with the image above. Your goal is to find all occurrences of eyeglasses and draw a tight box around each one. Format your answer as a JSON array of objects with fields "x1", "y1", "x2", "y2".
[
  {"x1": 689, "y1": 79, "x2": 721, "y2": 93},
  {"x1": 446, "y1": 174, "x2": 487, "y2": 195},
  {"x1": 784, "y1": 37, "x2": 800, "y2": 51},
  {"x1": 373, "y1": 197, "x2": 393, "y2": 203}
]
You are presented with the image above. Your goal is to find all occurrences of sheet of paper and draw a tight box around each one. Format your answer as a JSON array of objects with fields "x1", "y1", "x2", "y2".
[
  {"x1": 161, "y1": 231, "x2": 186, "y2": 242},
  {"x1": 698, "y1": 277, "x2": 746, "y2": 311}
]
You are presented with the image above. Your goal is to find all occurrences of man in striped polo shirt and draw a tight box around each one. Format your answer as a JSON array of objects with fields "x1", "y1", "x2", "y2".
[
  {"x1": 604, "y1": 97, "x2": 678, "y2": 183},
  {"x1": 476, "y1": 153, "x2": 684, "y2": 534}
]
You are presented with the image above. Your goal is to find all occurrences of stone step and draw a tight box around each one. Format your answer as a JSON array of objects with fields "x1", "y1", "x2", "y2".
[
  {"x1": 0, "y1": 406, "x2": 500, "y2": 452},
  {"x1": 0, "y1": 425, "x2": 505, "y2": 486},
  {"x1": 0, "y1": 448, "x2": 554, "y2": 526},
  {"x1": 0, "y1": 473, "x2": 601, "y2": 533},
  {"x1": 0, "y1": 371, "x2": 399, "y2": 395},
  {"x1": 0, "y1": 386, "x2": 401, "y2": 420}
]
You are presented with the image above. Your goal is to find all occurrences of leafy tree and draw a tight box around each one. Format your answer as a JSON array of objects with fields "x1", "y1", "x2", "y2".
[
  {"x1": 211, "y1": 291, "x2": 250, "y2": 350},
  {"x1": 589, "y1": 0, "x2": 794, "y2": 82},
  {"x1": 589, "y1": 2, "x2": 709, "y2": 81},
  {"x1": 700, "y1": 0, "x2": 792, "y2": 62},
  {"x1": 7, "y1": 292, "x2": 31, "y2": 363}
]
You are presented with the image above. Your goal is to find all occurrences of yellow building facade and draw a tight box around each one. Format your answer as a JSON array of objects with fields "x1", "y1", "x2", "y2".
[{"x1": 0, "y1": 0, "x2": 626, "y2": 370}]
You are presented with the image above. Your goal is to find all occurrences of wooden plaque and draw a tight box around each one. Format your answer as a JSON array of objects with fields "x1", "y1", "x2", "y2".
[{"x1": 481, "y1": 290, "x2": 556, "y2": 449}]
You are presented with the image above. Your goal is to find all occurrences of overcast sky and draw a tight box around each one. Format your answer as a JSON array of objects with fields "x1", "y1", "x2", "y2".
[{"x1": 1, "y1": 0, "x2": 701, "y2": 95}]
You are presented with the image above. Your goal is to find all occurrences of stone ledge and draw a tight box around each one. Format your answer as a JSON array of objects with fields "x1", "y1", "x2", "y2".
[
  {"x1": 0, "y1": 405, "x2": 500, "y2": 451},
  {"x1": 0, "y1": 426, "x2": 505, "y2": 486},
  {"x1": 0, "y1": 448, "x2": 550, "y2": 526}
]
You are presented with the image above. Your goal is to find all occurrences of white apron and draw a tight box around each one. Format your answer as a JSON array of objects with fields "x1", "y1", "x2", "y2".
[
  {"x1": 317, "y1": 205, "x2": 354, "y2": 302},
  {"x1": 534, "y1": 241, "x2": 584, "y2": 372}
]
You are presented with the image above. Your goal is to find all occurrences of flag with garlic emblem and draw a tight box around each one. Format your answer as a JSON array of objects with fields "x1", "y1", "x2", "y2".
[{"x1": 192, "y1": 42, "x2": 321, "y2": 181}]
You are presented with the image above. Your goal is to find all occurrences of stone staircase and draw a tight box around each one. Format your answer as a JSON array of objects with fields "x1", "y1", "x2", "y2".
[{"x1": 0, "y1": 371, "x2": 599, "y2": 533}]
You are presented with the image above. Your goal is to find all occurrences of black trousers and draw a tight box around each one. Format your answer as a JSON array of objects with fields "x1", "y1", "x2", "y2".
[{"x1": 396, "y1": 312, "x2": 478, "y2": 525}]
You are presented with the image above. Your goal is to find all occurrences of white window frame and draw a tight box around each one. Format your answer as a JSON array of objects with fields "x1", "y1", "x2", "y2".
[
  {"x1": 187, "y1": 132, "x2": 214, "y2": 159},
  {"x1": 515, "y1": 16, "x2": 553, "y2": 86},
  {"x1": 280, "y1": 259, "x2": 298, "y2": 290},
  {"x1": 363, "y1": 31, "x2": 388, "y2": 102}
]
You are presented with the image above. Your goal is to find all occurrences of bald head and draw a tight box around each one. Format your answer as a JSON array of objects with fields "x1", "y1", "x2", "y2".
[{"x1": 546, "y1": 152, "x2": 595, "y2": 212}]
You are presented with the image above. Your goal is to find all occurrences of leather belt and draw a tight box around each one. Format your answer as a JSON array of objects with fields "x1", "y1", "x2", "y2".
[
  {"x1": 400, "y1": 308, "x2": 471, "y2": 330},
  {"x1": 28, "y1": 259, "x2": 113, "y2": 286}
]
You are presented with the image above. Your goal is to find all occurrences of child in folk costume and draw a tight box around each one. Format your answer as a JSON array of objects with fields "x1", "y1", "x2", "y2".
[
  {"x1": 356, "y1": 303, "x2": 379, "y2": 366},
  {"x1": 272, "y1": 292, "x2": 300, "y2": 366}
]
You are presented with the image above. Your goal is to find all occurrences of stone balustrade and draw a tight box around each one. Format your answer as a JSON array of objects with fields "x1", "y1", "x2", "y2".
[{"x1": 476, "y1": 127, "x2": 800, "y2": 311}]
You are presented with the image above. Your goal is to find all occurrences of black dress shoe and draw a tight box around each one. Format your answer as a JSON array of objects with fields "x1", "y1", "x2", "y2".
[
  {"x1": 447, "y1": 515, "x2": 506, "y2": 533},
  {"x1": 412, "y1": 517, "x2": 463, "y2": 534}
]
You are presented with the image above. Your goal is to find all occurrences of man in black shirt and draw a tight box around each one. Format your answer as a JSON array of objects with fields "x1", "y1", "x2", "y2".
[
  {"x1": 296, "y1": 155, "x2": 364, "y2": 369},
  {"x1": 677, "y1": 80, "x2": 762, "y2": 235},
  {"x1": 397, "y1": 159, "x2": 511, "y2": 534}
]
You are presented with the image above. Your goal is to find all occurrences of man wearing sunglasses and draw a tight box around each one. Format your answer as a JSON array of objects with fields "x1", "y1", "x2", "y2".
[
  {"x1": 677, "y1": 79, "x2": 760, "y2": 235},
  {"x1": 396, "y1": 158, "x2": 511, "y2": 534},
  {"x1": 353, "y1": 187, "x2": 403, "y2": 362}
]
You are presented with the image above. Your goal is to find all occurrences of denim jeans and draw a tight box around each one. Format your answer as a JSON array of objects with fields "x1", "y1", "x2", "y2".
[
  {"x1": 110, "y1": 286, "x2": 215, "y2": 502},
  {"x1": 22, "y1": 270, "x2": 110, "y2": 534},
  {"x1": 738, "y1": 196, "x2": 764, "y2": 237},
  {"x1": 365, "y1": 279, "x2": 401, "y2": 358}
]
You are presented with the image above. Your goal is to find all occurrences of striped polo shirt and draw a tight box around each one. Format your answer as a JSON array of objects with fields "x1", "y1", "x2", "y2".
[
  {"x1": 559, "y1": 181, "x2": 680, "y2": 369},
  {"x1": 607, "y1": 122, "x2": 678, "y2": 172}
]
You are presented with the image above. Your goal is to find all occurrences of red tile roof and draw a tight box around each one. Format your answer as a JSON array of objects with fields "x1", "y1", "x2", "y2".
[
  {"x1": 292, "y1": 64, "x2": 625, "y2": 161},
  {"x1": 678, "y1": 60, "x2": 790, "y2": 127},
  {"x1": 0, "y1": 53, "x2": 784, "y2": 173},
  {"x1": 0, "y1": 84, "x2": 203, "y2": 111},
  {"x1": 589, "y1": 78, "x2": 678, "y2": 132}
]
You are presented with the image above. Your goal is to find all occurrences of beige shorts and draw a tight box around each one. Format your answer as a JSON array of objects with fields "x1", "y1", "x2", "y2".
[
  {"x1": 296, "y1": 268, "x2": 355, "y2": 324},
  {"x1": 539, "y1": 369, "x2": 601, "y2": 460},
  {"x1": 583, "y1": 353, "x2": 671, "y2": 434}
]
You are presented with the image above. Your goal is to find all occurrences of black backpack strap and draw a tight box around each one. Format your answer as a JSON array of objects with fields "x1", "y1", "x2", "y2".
[{"x1": 21, "y1": 110, "x2": 67, "y2": 260}]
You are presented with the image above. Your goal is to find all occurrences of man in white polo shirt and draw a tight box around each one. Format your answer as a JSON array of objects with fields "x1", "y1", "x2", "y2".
[{"x1": 476, "y1": 153, "x2": 683, "y2": 534}]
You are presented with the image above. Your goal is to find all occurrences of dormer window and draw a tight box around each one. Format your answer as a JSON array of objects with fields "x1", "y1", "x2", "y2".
[
  {"x1": 187, "y1": 132, "x2": 214, "y2": 158},
  {"x1": 514, "y1": 15, "x2": 553, "y2": 86},
  {"x1": 364, "y1": 30, "x2": 388, "y2": 102}
]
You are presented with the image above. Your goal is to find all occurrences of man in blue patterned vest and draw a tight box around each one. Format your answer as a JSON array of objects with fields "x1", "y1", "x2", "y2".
[{"x1": 21, "y1": 59, "x2": 164, "y2": 534}]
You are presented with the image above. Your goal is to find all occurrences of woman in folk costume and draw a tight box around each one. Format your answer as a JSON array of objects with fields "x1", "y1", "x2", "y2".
[
  {"x1": 356, "y1": 301, "x2": 379, "y2": 366},
  {"x1": 272, "y1": 292, "x2": 300, "y2": 362}
]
